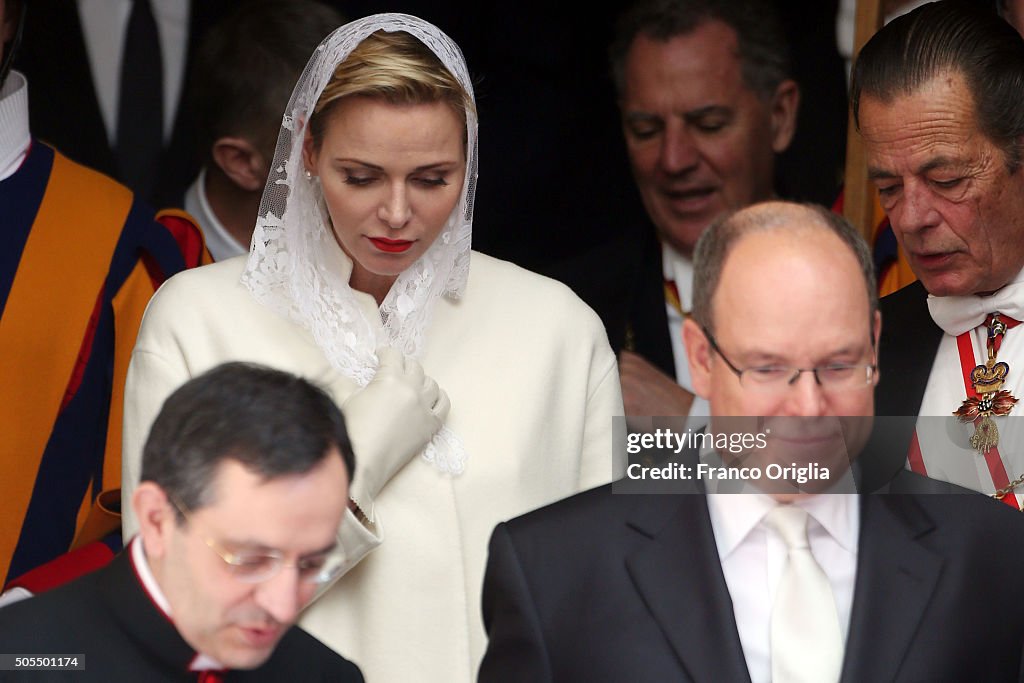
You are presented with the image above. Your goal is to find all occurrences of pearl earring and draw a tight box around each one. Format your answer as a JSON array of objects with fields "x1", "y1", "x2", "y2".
[{"x1": 304, "y1": 170, "x2": 313, "y2": 180}]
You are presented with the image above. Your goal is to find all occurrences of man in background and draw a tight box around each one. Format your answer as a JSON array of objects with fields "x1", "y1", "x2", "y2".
[
  {"x1": 553, "y1": 0, "x2": 799, "y2": 429},
  {"x1": 182, "y1": 0, "x2": 343, "y2": 261},
  {"x1": 14, "y1": 0, "x2": 238, "y2": 205}
]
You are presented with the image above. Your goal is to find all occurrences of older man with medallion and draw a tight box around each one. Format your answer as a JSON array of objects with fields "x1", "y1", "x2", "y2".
[{"x1": 853, "y1": 0, "x2": 1024, "y2": 507}]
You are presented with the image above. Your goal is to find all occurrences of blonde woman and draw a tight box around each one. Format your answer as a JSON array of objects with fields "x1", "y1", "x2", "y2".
[{"x1": 121, "y1": 13, "x2": 622, "y2": 682}]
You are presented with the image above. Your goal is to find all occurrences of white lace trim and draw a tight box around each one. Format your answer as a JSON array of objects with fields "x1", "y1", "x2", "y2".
[{"x1": 241, "y1": 14, "x2": 477, "y2": 475}]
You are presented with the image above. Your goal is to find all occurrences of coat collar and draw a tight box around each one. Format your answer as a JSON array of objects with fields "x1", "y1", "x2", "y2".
[{"x1": 97, "y1": 550, "x2": 200, "y2": 674}]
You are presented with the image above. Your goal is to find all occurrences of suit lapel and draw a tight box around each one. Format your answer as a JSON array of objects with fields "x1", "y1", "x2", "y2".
[
  {"x1": 629, "y1": 222, "x2": 675, "y2": 377},
  {"x1": 625, "y1": 496, "x2": 753, "y2": 683},
  {"x1": 877, "y1": 280, "x2": 943, "y2": 417},
  {"x1": 869, "y1": 281, "x2": 943, "y2": 483},
  {"x1": 840, "y1": 495, "x2": 942, "y2": 682}
]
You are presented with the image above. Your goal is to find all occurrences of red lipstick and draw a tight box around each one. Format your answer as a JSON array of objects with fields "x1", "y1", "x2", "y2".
[{"x1": 369, "y1": 237, "x2": 413, "y2": 253}]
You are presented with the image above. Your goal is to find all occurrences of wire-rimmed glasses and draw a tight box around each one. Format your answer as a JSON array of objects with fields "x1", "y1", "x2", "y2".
[
  {"x1": 167, "y1": 493, "x2": 346, "y2": 586},
  {"x1": 701, "y1": 326, "x2": 876, "y2": 393}
]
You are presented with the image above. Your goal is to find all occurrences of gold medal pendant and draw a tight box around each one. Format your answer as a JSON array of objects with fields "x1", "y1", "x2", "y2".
[
  {"x1": 954, "y1": 314, "x2": 1019, "y2": 455},
  {"x1": 970, "y1": 413, "x2": 999, "y2": 454}
]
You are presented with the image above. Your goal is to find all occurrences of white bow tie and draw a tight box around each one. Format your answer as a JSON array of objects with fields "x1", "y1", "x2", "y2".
[{"x1": 927, "y1": 282, "x2": 1024, "y2": 336}]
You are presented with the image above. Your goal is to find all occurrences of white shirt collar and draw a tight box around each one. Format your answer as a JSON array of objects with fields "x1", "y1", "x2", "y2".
[
  {"x1": 706, "y1": 491, "x2": 776, "y2": 560},
  {"x1": 130, "y1": 535, "x2": 172, "y2": 616},
  {"x1": 129, "y1": 537, "x2": 225, "y2": 671},
  {"x1": 927, "y1": 266, "x2": 1024, "y2": 336},
  {"x1": 184, "y1": 167, "x2": 248, "y2": 262},
  {"x1": 661, "y1": 242, "x2": 694, "y2": 312},
  {"x1": 798, "y1": 492, "x2": 860, "y2": 554},
  {"x1": 707, "y1": 491, "x2": 860, "y2": 560},
  {"x1": 0, "y1": 71, "x2": 31, "y2": 182}
]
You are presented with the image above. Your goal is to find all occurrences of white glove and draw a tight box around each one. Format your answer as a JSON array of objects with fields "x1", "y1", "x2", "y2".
[{"x1": 342, "y1": 347, "x2": 449, "y2": 520}]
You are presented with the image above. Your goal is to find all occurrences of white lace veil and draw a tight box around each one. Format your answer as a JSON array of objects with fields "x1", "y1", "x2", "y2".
[{"x1": 241, "y1": 13, "x2": 477, "y2": 474}]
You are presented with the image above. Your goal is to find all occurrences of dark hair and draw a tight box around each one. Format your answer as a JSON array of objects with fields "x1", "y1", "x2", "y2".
[
  {"x1": 187, "y1": 0, "x2": 344, "y2": 162},
  {"x1": 850, "y1": 0, "x2": 1024, "y2": 170},
  {"x1": 140, "y1": 362, "x2": 355, "y2": 521},
  {"x1": 691, "y1": 202, "x2": 877, "y2": 333},
  {"x1": 608, "y1": 0, "x2": 791, "y2": 101}
]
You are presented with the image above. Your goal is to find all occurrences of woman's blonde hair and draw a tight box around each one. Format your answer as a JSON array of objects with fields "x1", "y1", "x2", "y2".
[{"x1": 308, "y1": 30, "x2": 475, "y2": 147}]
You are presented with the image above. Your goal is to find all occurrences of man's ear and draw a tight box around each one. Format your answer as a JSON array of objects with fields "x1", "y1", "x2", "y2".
[
  {"x1": 682, "y1": 318, "x2": 712, "y2": 399},
  {"x1": 132, "y1": 482, "x2": 176, "y2": 561},
  {"x1": 769, "y1": 79, "x2": 800, "y2": 154},
  {"x1": 211, "y1": 137, "x2": 268, "y2": 193}
]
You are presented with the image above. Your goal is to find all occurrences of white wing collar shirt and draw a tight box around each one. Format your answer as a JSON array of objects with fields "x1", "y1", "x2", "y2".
[{"x1": 917, "y1": 266, "x2": 1024, "y2": 505}]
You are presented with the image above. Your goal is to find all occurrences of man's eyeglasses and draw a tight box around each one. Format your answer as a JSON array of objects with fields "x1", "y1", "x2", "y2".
[
  {"x1": 167, "y1": 493, "x2": 346, "y2": 586},
  {"x1": 701, "y1": 326, "x2": 876, "y2": 393}
]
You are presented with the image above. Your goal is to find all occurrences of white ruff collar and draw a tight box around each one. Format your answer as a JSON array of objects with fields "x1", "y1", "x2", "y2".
[{"x1": 0, "y1": 71, "x2": 31, "y2": 181}]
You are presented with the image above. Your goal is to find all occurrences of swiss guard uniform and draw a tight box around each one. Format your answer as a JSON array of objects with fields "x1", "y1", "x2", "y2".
[{"x1": 0, "y1": 68, "x2": 210, "y2": 585}]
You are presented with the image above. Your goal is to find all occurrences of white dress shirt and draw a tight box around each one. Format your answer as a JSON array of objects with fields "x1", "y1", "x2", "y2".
[
  {"x1": 706, "y1": 493, "x2": 860, "y2": 683},
  {"x1": 130, "y1": 536, "x2": 224, "y2": 671},
  {"x1": 915, "y1": 267, "x2": 1024, "y2": 507},
  {"x1": 662, "y1": 244, "x2": 710, "y2": 426},
  {"x1": 183, "y1": 167, "x2": 248, "y2": 262},
  {"x1": 77, "y1": 0, "x2": 189, "y2": 145}
]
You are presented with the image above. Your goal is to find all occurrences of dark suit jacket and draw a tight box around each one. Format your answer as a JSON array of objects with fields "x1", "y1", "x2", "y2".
[
  {"x1": 15, "y1": 1, "x2": 239, "y2": 208},
  {"x1": 0, "y1": 551, "x2": 363, "y2": 682},
  {"x1": 877, "y1": 280, "x2": 944, "y2": 418},
  {"x1": 479, "y1": 478, "x2": 1024, "y2": 682},
  {"x1": 543, "y1": 215, "x2": 675, "y2": 376},
  {"x1": 866, "y1": 281, "x2": 945, "y2": 481}
]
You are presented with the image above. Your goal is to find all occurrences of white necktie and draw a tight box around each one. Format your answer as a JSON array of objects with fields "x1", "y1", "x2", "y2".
[
  {"x1": 927, "y1": 281, "x2": 1024, "y2": 336},
  {"x1": 766, "y1": 505, "x2": 844, "y2": 683}
]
